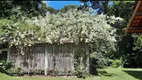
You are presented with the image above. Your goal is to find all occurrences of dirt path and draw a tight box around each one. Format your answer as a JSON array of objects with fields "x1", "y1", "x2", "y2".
[{"x1": 16, "y1": 75, "x2": 77, "y2": 78}]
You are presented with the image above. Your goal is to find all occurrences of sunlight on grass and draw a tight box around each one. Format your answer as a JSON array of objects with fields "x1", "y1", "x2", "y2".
[{"x1": 97, "y1": 68, "x2": 142, "y2": 80}]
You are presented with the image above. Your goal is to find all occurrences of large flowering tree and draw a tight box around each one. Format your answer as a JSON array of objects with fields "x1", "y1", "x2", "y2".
[
  {"x1": 27, "y1": 9, "x2": 119, "y2": 73},
  {"x1": 0, "y1": 8, "x2": 121, "y2": 73},
  {"x1": 0, "y1": 17, "x2": 41, "y2": 54},
  {"x1": 29, "y1": 9, "x2": 116, "y2": 44}
]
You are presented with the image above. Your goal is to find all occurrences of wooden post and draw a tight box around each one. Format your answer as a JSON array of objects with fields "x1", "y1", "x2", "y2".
[
  {"x1": 7, "y1": 48, "x2": 10, "y2": 61},
  {"x1": 45, "y1": 44, "x2": 48, "y2": 75},
  {"x1": 85, "y1": 45, "x2": 90, "y2": 73},
  {"x1": 71, "y1": 53, "x2": 74, "y2": 72}
]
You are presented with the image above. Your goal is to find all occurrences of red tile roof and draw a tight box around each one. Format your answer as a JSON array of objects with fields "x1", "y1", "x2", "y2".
[{"x1": 126, "y1": 1, "x2": 142, "y2": 33}]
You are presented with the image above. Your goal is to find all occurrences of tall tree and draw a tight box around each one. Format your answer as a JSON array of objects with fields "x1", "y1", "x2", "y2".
[
  {"x1": 80, "y1": 1, "x2": 139, "y2": 68},
  {"x1": 107, "y1": 1, "x2": 137, "y2": 68},
  {"x1": 80, "y1": 0, "x2": 109, "y2": 14},
  {"x1": 59, "y1": 5, "x2": 79, "y2": 13},
  {"x1": 0, "y1": 0, "x2": 48, "y2": 18},
  {"x1": 108, "y1": 1, "x2": 136, "y2": 22}
]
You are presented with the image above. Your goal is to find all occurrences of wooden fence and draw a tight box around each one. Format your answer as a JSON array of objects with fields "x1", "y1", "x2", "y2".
[{"x1": 9, "y1": 43, "x2": 86, "y2": 75}]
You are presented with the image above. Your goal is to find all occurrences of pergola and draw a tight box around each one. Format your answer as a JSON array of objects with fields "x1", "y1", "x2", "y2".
[{"x1": 126, "y1": 1, "x2": 142, "y2": 33}]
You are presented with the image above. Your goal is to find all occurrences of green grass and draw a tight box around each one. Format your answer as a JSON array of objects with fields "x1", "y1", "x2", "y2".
[
  {"x1": 0, "y1": 68, "x2": 142, "y2": 80},
  {"x1": 97, "y1": 68, "x2": 142, "y2": 80},
  {"x1": 0, "y1": 72, "x2": 93, "y2": 80}
]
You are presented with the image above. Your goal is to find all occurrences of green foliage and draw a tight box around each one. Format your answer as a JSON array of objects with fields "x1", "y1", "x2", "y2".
[
  {"x1": 59, "y1": 5, "x2": 79, "y2": 13},
  {"x1": 103, "y1": 1, "x2": 137, "y2": 68},
  {"x1": 33, "y1": 69, "x2": 44, "y2": 75},
  {"x1": 79, "y1": 1, "x2": 109, "y2": 14},
  {"x1": 47, "y1": 68, "x2": 59, "y2": 76},
  {"x1": 109, "y1": 59, "x2": 122, "y2": 68},
  {"x1": 132, "y1": 34, "x2": 142, "y2": 51},
  {"x1": 0, "y1": 60, "x2": 12, "y2": 73},
  {"x1": 0, "y1": 0, "x2": 47, "y2": 18},
  {"x1": 108, "y1": 1, "x2": 136, "y2": 22},
  {"x1": 6, "y1": 67, "x2": 24, "y2": 76},
  {"x1": 88, "y1": 15, "x2": 122, "y2": 68},
  {"x1": 75, "y1": 66, "x2": 90, "y2": 79},
  {"x1": 45, "y1": 6, "x2": 58, "y2": 14},
  {"x1": 0, "y1": 18, "x2": 41, "y2": 48},
  {"x1": 0, "y1": 60, "x2": 24, "y2": 76},
  {"x1": 0, "y1": 17, "x2": 42, "y2": 55},
  {"x1": 90, "y1": 52, "x2": 109, "y2": 68},
  {"x1": 121, "y1": 34, "x2": 142, "y2": 68}
]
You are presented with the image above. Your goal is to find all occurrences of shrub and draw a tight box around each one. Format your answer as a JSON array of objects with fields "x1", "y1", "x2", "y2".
[
  {"x1": 109, "y1": 59, "x2": 122, "y2": 68},
  {"x1": 47, "y1": 68, "x2": 59, "y2": 76},
  {"x1": 0, "y1": 60, "x2": 24, "y2": 76},
  {"x1": 75, "y1": 69, "x2": 85, "y2": 78},
  {"x1": 74, "y1": 66, "x2": 91, "y2": 79},
  {"x1": 0, "y1": 60, "x2": 12, "y2": 73},
  {"x1": 6, "y1": 67, "x2": 24, "y2": 76},
  {"x1": 33, "y1": 69, "x2": 44, "y2": 75}
]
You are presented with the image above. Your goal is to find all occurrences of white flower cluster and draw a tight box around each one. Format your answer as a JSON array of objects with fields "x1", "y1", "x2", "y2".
[{"x1": 27, "y1": 9, "x2": 117, "y2": 45}]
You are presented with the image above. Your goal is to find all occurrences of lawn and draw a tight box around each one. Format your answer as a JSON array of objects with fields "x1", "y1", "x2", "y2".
[
  {"x1": 0, "y1": 68, "x2": 142, "y2": 80},
  {"x1": 98, "y1": 68, "x2": 142, "y2": 80},
  {"x1": 0, "y1": 72, "x2": 93, "y2": 80}
]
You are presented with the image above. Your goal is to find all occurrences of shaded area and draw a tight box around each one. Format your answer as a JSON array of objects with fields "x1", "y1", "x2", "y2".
[
  {"x1": 97, "y1": 69, "x2": 116, "y2": 77},
  {"x1": 0, "y1": 43, "x2": 8, "y2": 61},
  {"x1": 98, "y1": 70, "x2": 116, "y2": 77},
  {"x1": 123, "y1": 70, "x2": 142, "y2": 80}
]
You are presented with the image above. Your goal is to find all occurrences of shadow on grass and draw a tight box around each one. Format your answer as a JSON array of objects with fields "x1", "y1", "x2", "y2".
[
  {"x1": 123, "y1": 70, "x2": 142, "y2": 80},
  {"x1": 98, "y1": 70, "x2": 116, "y2": 77}
]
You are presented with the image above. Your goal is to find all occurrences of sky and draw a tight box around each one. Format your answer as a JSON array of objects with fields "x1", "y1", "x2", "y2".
[
  {"x1": 46, "y1": 1, "x2": 81, "y2": 10},
  {"x1": 45, "y1": 1, "x2": 113, "y2": 10}
]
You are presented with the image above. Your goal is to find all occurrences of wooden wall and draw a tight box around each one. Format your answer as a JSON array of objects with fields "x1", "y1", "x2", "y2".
[
  {"x1": 10, "y1": 44, "x2": 45, "y2": 73},
  {"x1": 9, "y1": 43, "x2": 82, "y2": 75}
]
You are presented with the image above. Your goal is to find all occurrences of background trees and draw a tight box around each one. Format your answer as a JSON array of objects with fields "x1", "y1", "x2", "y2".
[
  {"x1": 108, "y1": 1, "x2": 139, "y2": 68},
  {"x1": 80, "y1": 0, "x2": 109, "y2": 14},
  {"x1": 0, "y1": 0, "x2": 142, "y2": 75},
  {"x1": 0, "y1": 0, "x2": 43, "y2": 18},
  {"x1": 79, "y1": 1, "x2": 142, "y2": 68}
]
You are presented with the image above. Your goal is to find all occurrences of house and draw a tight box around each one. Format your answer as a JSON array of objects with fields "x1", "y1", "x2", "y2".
[
  {"x1": 8, "y1": 42, "x2": 90, "y2": 75},
  {"x1": 126, "y1": 1, "x2": 142, "y2": 32}
]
